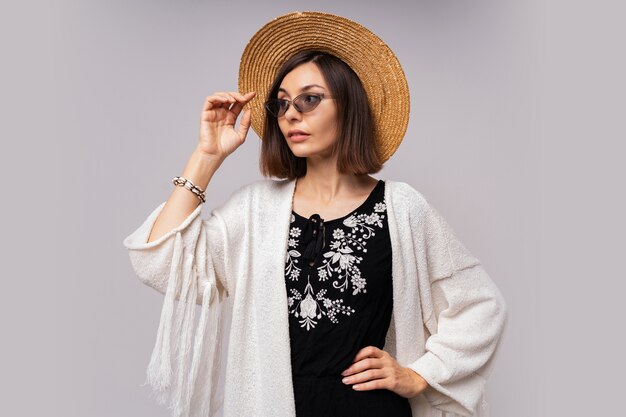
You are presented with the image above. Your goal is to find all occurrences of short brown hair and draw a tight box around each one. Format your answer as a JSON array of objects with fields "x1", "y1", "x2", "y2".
[{"x1": 259, "y1": 50, "x2": 383, "y2": 180}]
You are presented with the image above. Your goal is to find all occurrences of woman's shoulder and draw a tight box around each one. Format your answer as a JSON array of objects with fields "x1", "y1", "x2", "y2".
[{"x1": 384, "y1": 179, "x2": 431, "y2": 213}]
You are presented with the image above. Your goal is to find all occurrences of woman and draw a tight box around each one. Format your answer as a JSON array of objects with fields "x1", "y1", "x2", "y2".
[{"x1": 123, "y1": 11, "x2": 507, "y2": 417}]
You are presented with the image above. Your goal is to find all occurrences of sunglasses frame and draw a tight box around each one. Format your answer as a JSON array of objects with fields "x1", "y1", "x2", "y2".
[{"x1": 265, "y1": 92, "x2": 334, "y2": 118}]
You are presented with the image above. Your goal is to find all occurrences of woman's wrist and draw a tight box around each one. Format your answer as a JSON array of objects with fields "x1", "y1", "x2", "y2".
[
  {"x1": 404, "y1": 367, "x2": 430, "y2": 397},
  {"x1": 183, "y1": 149, "x2": 225, "y2": 191},
  {"x1": 193, "y1": 146, "x2": 228, "y2": 162}
]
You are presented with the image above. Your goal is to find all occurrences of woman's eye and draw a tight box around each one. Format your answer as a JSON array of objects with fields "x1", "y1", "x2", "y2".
[{"x1": 303, "y1": 95, "x2": 321, "y2": 103}]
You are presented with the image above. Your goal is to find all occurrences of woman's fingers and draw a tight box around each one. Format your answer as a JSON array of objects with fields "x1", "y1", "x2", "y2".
[
  {"x1": 229, "y1": 100, "x2": 245, "y2": 115},
  {"x1": 212, "y1": 93, "x2": 234, "y2": 110},
  {"x1": 228, "y1": 93, "x2": 251, "y2": 115},
  {"x1": 216, "y1": 92, "x2": 244, "y2": 108},
  {"x1": 225, "y1": 91, "x2": 254, "y2": 106},
  {"x1": 217, "y1": 93, "x2": 235, "y2": 102},
  {"x1": 204, "y1": 91, "x2": 256, "y2": 113},
  {"x1": 204, "y1": 95, "x2": 230, "y2": 111},
  {"x1": 225, "y1": 91, "x2": 256, "y2": 116},
  {"x1": 227, "y1": 91, "x2": 244, "y2": 101},
  {"x1": 342, "y1": 357, "x2": 384, "y2": 377},
  {"x1": 236, "y1": 107, "x2": 253, "y2": 138},
  {"x1": 342, "y1": 368, "x2": 387, "y2": 386}
]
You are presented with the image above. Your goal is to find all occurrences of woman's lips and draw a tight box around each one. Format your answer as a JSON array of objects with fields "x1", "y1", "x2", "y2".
[{"x1": 289, "y1": 134, "x2": 310, "y2": 142}]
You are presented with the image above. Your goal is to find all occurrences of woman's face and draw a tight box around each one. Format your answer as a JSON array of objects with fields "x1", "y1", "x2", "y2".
[{"x1": 276, "y1": 62, "x2": 339, "y2": 159}]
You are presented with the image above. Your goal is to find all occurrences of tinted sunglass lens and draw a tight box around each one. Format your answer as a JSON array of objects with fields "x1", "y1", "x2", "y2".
[
  {"x1": 265, "y1": 100, "x2": 283, "y2": 117},
  {"x1": 295, "y1": 95, "x2": 321, "y2": 112},
  {"x1": 278, "y1": 100, "x2": 290, "y2": 116}
]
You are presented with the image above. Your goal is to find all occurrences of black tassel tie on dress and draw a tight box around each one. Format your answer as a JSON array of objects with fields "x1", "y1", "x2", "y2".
[{"x1": 301, "y1": 213, "x2": 326, "y2": 265}]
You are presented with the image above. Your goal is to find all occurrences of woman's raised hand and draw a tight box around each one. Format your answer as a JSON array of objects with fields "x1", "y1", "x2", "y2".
[{"x1": 197, "y1": 91, "x2": 257, "y2": 158}]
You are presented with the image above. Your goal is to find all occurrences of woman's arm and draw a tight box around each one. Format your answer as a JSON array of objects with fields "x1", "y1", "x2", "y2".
[
  {"x1": 408, "y1": 196, "x2": 509, "y2": 416},
  {"x1": 147, "y1": 149, "x2": 224, "y2": 243},
  {"x1": 120, "y1": 90, "x2": 255, "y2": 416},
  {"x1": 148, "y1": 90, "x2": 256, "y2": 242},
  {"x1": 127, "y1": 90, "x2": 255, "y2": 299}
]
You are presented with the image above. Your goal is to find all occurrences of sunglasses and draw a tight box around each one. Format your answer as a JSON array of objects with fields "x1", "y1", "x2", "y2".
[{"x1": 264, "y1": 93, "x2": 335, "y2": 118}]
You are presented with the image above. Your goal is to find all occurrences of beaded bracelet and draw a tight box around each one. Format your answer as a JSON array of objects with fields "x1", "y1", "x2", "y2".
[{"x1": 172, "y1": 176, "x2": 206, "y2": 203}]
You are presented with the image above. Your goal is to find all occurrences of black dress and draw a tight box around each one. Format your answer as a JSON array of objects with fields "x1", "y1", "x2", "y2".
[{"x1": 285, "y1": 179, "x2": 412, "y2": 417}]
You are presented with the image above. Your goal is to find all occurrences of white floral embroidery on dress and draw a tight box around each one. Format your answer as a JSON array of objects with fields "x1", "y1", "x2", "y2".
[
  {"x1": 285, "y1": 214, "x2": 302, "y2": 281},
  {"x1": 286, "y1": 197, "x2": 387, "y2": 331},
  {"x1": 318, "y1": 200, "x2": 386, "y2": 295},
  {"x1": 288, "y1": 279, "x2": 356, "y2": 330}
]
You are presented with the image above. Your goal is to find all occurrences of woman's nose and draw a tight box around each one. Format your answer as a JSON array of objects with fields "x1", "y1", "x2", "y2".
[{"x1": 284, "y1": 102, "x2": 302, "y2": 120}]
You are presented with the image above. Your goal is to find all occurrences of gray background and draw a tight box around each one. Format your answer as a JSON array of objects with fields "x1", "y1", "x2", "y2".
[{"x1": 2, "y1": 0, "x2": 624, "y2": 416}]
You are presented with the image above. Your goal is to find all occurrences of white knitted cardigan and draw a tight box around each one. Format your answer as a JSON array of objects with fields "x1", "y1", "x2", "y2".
[{"x1": 122, "y1": 178, "x2": 508, "y2": 417}]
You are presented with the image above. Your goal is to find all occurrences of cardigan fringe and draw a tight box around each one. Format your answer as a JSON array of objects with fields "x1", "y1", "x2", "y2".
[
  {"x1": 142, "y1": 231, "x2": 184, "y2": 395},
  {"x1": 190, "y1": 227, "x2": 225, "y2": 417},
  {"x1": 140, "y1": 229, "x2": 223, "y2": 417}
]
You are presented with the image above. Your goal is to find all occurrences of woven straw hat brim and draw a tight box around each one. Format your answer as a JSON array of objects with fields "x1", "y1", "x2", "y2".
[{"x1": 238, "y1": 11, "x2": 410, "y2": 164}]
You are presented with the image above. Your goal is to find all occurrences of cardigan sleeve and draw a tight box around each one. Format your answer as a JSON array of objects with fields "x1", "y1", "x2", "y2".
[
  {"x1": 406, "y1": 199, "x2": 508, "y2": 417},
  {"x1": 121, "y1": 200, "x2": 233, "y2": 417},
  {"x1": 122, "y1": 200, "x2": 231, "y2": 304}
]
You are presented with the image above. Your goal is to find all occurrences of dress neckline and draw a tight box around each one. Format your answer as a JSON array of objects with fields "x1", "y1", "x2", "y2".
[{"x1": 292, "y1": 179, "x2": 384, "y2": 225}]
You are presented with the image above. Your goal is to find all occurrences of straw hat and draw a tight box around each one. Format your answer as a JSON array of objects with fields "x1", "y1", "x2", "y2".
[{"x1": 238, "y1": 11, "x2": 410, "y2": 163}]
